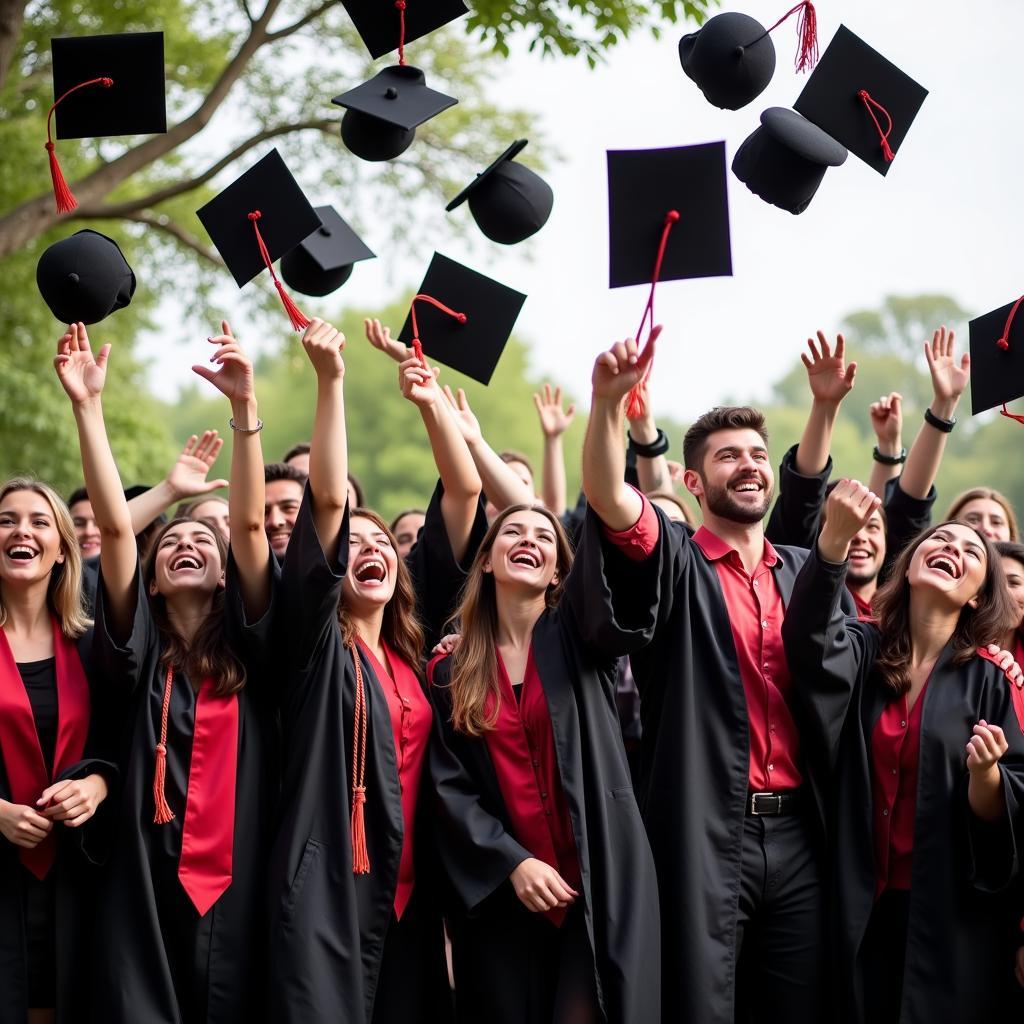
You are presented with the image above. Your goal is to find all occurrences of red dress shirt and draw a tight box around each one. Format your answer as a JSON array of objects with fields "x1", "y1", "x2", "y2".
[
  {"x1": 849, "y1": 586, "x2": 874, "y2": 621},
  {"x1": 359, "y1": 639, "x2": 432, "y2": 920},
  {"x1": 484, "y1": 646, "x2": 581, "y2": 927},
  {"x1": 871, "y1": 679, "x2": 929, "y2": 897}
]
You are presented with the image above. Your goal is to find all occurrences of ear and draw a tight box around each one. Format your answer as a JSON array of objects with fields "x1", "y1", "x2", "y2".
[
  {"x1": 682, "y1": 468, "x2": 704, "y2": 501},
  {"x1": 218, "y1": 572, "x2": 226, "y2": 590},
  {"x1": 148, "y1": 579, "x2": 159, "y2": 597},
  {"x1": 550, "y1": 574, "x2": 560, "y2": 587},
  {"x1": 55, "y1": 547, "x2": 66, "y2": 565},
  {"x1": 967, "y1": 593, "x2": 981, "y2": 610},
  {"x1": 482, "y1": 560, "x2": 493, "y2": 575}
]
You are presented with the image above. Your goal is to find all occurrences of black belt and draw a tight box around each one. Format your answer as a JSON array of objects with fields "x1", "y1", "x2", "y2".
[{"x1": 746, "y1": 790, "x2": 803, "y2": 817}]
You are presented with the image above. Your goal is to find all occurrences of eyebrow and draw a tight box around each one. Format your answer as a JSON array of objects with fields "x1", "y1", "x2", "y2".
[{"x1": 713, "y1": 445, "x2": 768, "y2": 457}]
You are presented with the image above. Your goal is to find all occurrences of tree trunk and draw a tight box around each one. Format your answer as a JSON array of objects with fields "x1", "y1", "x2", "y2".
[{"x1": 0, "y1": 0, "x2": 27, "y2": 92}]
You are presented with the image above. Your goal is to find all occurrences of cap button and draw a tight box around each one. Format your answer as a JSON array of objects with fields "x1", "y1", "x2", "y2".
[
  {"x1": 733, "y1": 45, "x2": 745, "y2": 58},
  {"x1": 67, "y1": 273, "x2": 80, "y2": 284},
  {"x1": 318, "y1": 226, "x2": 332, "y2": 237},
  {"x1": 385, "y1": 87, "x2": 399, "y2": 100}
]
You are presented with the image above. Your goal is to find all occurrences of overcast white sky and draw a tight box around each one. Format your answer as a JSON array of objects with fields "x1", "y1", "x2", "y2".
[{"x1": 144, "y1": 0, "x2": 1024, "y2": 421}]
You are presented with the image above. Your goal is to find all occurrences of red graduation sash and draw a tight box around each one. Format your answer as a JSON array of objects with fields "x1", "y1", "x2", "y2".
[
  {"x1": 976, "y1": 644, "x2": 1024, "y2": 736},
  {"x1": 0, "y1": 617, "x2": 90, "y2": 878}
]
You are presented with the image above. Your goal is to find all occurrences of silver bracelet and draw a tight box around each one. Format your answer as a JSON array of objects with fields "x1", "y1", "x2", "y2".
[{"x1": 229, "y1": 416, "x2": 263, "y2": 434}]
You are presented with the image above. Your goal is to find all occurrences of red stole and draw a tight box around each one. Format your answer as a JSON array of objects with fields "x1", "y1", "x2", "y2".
[
  {"x1": 0, "y1": 617, "x2": 90, "y2": 879},
  {"x1": 977, "y1": 644, "x2": 1024, "y2": 736}
]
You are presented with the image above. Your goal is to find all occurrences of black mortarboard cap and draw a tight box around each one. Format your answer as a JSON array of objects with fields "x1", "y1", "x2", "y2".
[
  {"x1": 36, "y1": 229, "x2": 136, "y2": 325},
  {"x1": 333, "y1": 65, "x2": 457, "y2": 162},
  {"x1": 968, "y1": 298, "x2": 1024, "y2": 417},
  {"x1": 397, "y1": 253, "x2": 526, "y2": 385},
  {"x1": 50, "y1": 32, "x2": 166, "y2": 139},
  {"x1": 342, "y1": 0, "x2": 468, "y2": 60},
  {"x1": 793, "y1": 25, "x2": 928, "y2": 176},
  {"x1": 607, "y1": 142, "x2": 732, "y2": 289},
  {"x1": 281, "y1": 206, "x2": 376, "y2": 297},
  {"x1": 732, "y1": 106, "x2": 848, "y2": 215},
  {"x1": 446, "y1": 140, "x2": 554, "y2": 245}
]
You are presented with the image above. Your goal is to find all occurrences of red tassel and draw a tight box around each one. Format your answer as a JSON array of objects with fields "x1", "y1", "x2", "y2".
[
  {"x1": 350, "y1": 786, "x2": 370, "y2": 874},
  {"x1": 409, "y1": 293, "x2": 467, "y2": 370},
  {"x1": 248, "y1": 211, "x2": 310, "y2": 331},
  {"x1": 44, "y1": 76, "x2": 114, "y2": 214},
  {"x1": 995, "y1": 295, "x2": 1024, "y2": 425},
  {"x1": 858, "y1": 90, "x2": 896, "y2": 163},
  {"x1": 764, "y1": 2, "x2": 819, "y2": 73},
  {"x1": 153, "y1": 665, "x2": 176, "y2": 825},
  {"x1": 395, "y1": 0, "x2": 407, "y2": 66}
]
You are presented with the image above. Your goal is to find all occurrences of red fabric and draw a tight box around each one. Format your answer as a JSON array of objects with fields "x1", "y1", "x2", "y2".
[
  {"x1": 247, "y1": 210, "x2": 310, "y2": 331},
  {"x1": 358, "y1": 639, "x2": 432, "y2": 920},
  {"x1": 692, "y1": 527, "x2": 803, "y2": 791},
  {"x1": 176, "y1": 678, "x2": 239, "y2": 916},
  {"x1": 0, "y1": 619, "x2": 90, "y2": 879},
  {"x1": 44, "y1": 76, "x2": 113, "y2": 213},
  {"x1": 848, "y1": 586, "x2": 874, "y2": 622},
  {"x1": 870, "y1": 679, "x2": 929, "y2": 897},
  {"x1": 483, "y1": 646, "x2": 581, "y2": 927},
  {"x1": 601, "y1": 489, "x2": 659, "y2": 562},
  {"x1": 976, "y1": 643, "x2": 1024, "y2": 736}
]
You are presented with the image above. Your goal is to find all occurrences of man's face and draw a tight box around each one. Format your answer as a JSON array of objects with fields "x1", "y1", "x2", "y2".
[
  {"x1": 685, "y1": 428, "x2": 774, "y2": 525},
  {"x1": 285, "y1": 452, "x2": 310, "y2": 476},
  {"x1": 264, "y1": 479, "x2": 304, "y2": 557},
  {"x1": 69, "y1": 498, "x2": 101, "y2": 558}
]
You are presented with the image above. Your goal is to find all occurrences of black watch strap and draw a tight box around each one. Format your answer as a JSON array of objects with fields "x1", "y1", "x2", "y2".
[
  {"x1": 628, "y1": 428, "x2": 669, "y2": 458},
  {"x1": 923, "y1": 407, "x2": 956, "y2": 433},
  {"x1": 872, "y1": 445, "x2": 907, "y2": 466}
]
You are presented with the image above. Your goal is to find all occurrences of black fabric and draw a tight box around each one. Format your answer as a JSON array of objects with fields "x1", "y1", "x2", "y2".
[
  {"x1": 82, "y1": 555, "x2": 100, "y2": 617},
  {"x1": 427, "y1": 518, "x2": 662, "y2": 1023},
  {"x1": 18, "y1": 658, "x2": 57, "y2": 777},
  {"x1": 21, "y1": 868, "x2": 56, "y2": 1008},
  {"x1": 782, "y1": 547, "x2": 1024, "y2": 1023},
  {"x1": 861, "y1": 889, "x2": 909, "y2": 1023},
  {"x1": 268, "y1": 488, "x2": 453, "y2": 1024},
  {"x1": 878, "y1": 479, "x2": 935, "y2": 582},
  {"x1": 89, "y1": 553, "x2": 278, "y2": 1024}
]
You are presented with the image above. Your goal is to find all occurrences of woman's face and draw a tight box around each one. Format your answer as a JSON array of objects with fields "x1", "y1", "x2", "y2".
[
  {"x1": 0, "y1": 490, "x2": 65, "y2": 588},
  {"x1": 1000, "y1": 555, "x2": 1024, "y2": 630},
  {"x1": 485, "y1": 509, "x2": 559, "y2": 594},
  {"x1": 151, "y1": 522, "x2": 223, "y2": 599},
  {"x1": 189, "y1": 500, "x2": 230, "y2": 543},
  {"x1": 957, "y1": 498, "x2": 1011, "y2": 542},
  {"x1": 343, "y1": 515, "x2": 399, "y2": 612},
  {"x1": 391, "y1": 512, "x2": 425, "y2": 559},
  {"x1": 907, "y1": 524, "x2": 987, "y2": 609},
  {"x1": 69, "y1": 498, "x2": 101, "y2": 559}
]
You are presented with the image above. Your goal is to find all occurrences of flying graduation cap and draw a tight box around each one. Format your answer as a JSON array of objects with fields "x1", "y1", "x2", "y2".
[
  {"x1": 46, "y1": 32, "x2": 167, "y2": 213},
  {"x1": 446, "y1": 140, "x2": 554, "y2": 245},
  {"x1": 794, "y1": 25, "x2": 928, "y2": 175},
  {"x1": 333, "y1": 0, "x2": 461, "y2": 161},
  {"x1": 679, "y1": 2, "x2": 819, "y2": 111},
  {"x1": 281, "y1": 206, "x2": 376, "y2": 298},
  {"x1": 397, "y1": 253, "x2": 527, "y2": 385},
  {"x1": 197, "y1": 149, "x2": 322, "y2": 330},
  {"x1": 36, "y1": 229, "x2": 136, "y2": 325},
  {"x1": 969, "y1": 297, "x2": 1024, "y2": 424},
  {"x1": 607, "y1": 143, "x2": 733, "y2": 416}
]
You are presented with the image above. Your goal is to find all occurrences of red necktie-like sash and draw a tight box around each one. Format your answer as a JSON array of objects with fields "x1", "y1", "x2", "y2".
[{"x1": 0, "y1": 618, "x2": 90, "y2": 879}]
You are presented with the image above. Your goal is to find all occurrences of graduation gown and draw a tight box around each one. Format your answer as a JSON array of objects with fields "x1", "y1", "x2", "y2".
[
  {"x1": 267, "y1": 490, "x2": 453, "y2": 1024},
  {"x1": 783, "y1": 548, "x2": 1024, "y2": 1023},
  {"x1": 427, "y1": 521, "x2": 661, "y2": 1023},
  {"x1": 90, "y1": 557, "x2": 278, "y2": 1024},
  {"x1": 0, "y1": 625, "x2": 117, "y2": 1024},
  {"x1": 578, "y1": 504, "x2": 854, "y2": 1024}
]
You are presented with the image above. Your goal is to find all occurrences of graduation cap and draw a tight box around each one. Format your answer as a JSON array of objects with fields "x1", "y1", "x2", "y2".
[
  {"x1": 36, "y1": 229, "x2": 136, "y2": 325},
  {"x1": 446, "y1": 140, "x2": 554, "y2": 245},
  {"x1": 679, "y1": 3, "x2": 819, "y2": 112},
  {"x1": 197, "y1": 149, "x2": 322, "y2": 330},
  {"x1": 46, "y1": 32, "x2": 167, "y2": 213},
  {"x1": 968, "y1": 297, "x2": 1024, "y2": 423},
  {"x1": 396, "y1": 253, "x2": 526, "y2": 385},
  {"x1": 333, "y1": 65, "x2": 457, "y2": 162},
  {"x1": 607, "y1": 143, "x2": 733, "y2": 416},
  {"x1": 342, "y1": 0, "x2": 468, "y2": 60},
  {"x1": 732, "y1": 106, "x2": 848, "y2": 214},
  {"x1": 280, "y1": 206, "x2": 376, "y2": 298},
  {"x1": 793, "y1": 25, "x2": 928, "y2": 175}
]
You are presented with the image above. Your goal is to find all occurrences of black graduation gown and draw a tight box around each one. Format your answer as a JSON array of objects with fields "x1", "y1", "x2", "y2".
[
  {"x1": 783, "y1": 548, "x2": 1024, "y2": 1023},
  {"x1": 578, "y1": 504, "x2": 854, "y2": 1024},
  {"x1": 90, "y1": 557, "x2": 278, "y2": 1024},
  {"x1": 0, "y1": 627, "x2": 117, "y2": 1024},
  {"x1": 427, "y1": 524, "x2": 662, "y2": 1024},
  {"x1": 267, "y1": 489, "x2": 453, "y2": 1024}
]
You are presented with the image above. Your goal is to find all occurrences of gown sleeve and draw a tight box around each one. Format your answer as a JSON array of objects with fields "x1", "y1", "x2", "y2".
[
  {"x1": 223, "y1": 548, "x2": 281, "y2": 699},
  {"x1": 90, "y1": 559, "x2": 157, "y2": 698},
  {"x1": 765, "y1": 443, "x2": 833, "y2": 550},
  {"x1": 878, "y1": 478, "x2": 936, "y2": 584}
]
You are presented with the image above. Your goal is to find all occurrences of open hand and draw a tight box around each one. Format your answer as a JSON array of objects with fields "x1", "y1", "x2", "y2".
[
  {"x1": 510, "y1": 857, "x2": 578, "y2": 913},
  {"x1": 54, "y1": 322, "x2": 110, "y2": 404},
  {"x1": 38, "y1": 773, "x2": 108, "y2": 828},
  {"x1": 591, "y1": 329, "x2": 660, "y2": 403},
  {"x1": 0, "y1": 798, "x2": 52, "y2": 849},
  {"x1": 924, "y1": 326, "x2": 969, "y2": 407},
  {"x1": 533, "y1": 383, "x2": 576, "y2": 438},
  {"x1": 191, "y1": 321, "x2": 255, "y2": 405},
  {"x1": 801, "y1": 331, "x2": 856, "y2": 407},
  {"x1": 441, "y1": 385, "x2": 482, "y2": 447},
  {"x1": 165, "y1": 431, "x2": 229, "y2": 500},
  {"x1": 983, "y1": 644, "x2": 1024, "y2": 688},
  {"x1": 365, "y1": 317, "x2": 412, "y2": 364},
  {"x1": 818, "y1": 479, "x2": 881, "y2": 562},
  {"x1": 301, "y1": 318, "x2": 346, "y2": 379}
]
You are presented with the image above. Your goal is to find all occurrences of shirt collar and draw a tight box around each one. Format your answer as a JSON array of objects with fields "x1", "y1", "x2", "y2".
[{"x1": 692, "y1": 525, "x2": 782, "y2": 569}]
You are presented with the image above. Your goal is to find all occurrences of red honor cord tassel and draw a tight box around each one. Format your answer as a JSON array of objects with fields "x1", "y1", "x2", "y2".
[
  {"x1": 349, "y1": 643, "x2": 371, "y2": 875},
  {"x1": 997, "y1": 295, "x2": 1024, "y2": 425},
  {"x1": 409, "y1": 293, "x2": 468, "y2": 369},
  {"x1": 858, "y1": 90, "x2": 896, "y2": 162},
  {"x1": 153, "y1": 665, "x2": 176, "y2": 825},
  {"x1": 764, "y1": 2, "x2": 819, "y2": 72},
  {"x1": 396, "y1": 0, "x2": 407, "y2": 66},
  {"x1": 248, "y1": 211, "x2": 310, "y2": 331},
  {"x1": 626, "y1": 210, "x2": 680, "y2": 420},
  {"x1": 45, "y1": 76, "x2": 114, "y2": 213}
]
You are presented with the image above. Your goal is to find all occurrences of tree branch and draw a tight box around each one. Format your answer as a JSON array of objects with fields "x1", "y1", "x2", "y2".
[
  {"x1": 117, "y1": 212, "x2": 226, "y2": 267},
  {"x1": 238, "y1": 0, "x2": 255, "y2": 23},
  {"x1": 266, "y1": 0, "x2": 339, "y2": 42}
]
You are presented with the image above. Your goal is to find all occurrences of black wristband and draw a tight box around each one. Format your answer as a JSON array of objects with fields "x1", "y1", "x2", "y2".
[
  {"x1": 628, "y1": 428, "x2": 669, "y2": 458},
  {"x1": 872, "y1": 445, "x2": 907, "y2": 466},
  {"x1": 923, "y1": 407, "x2": 956, "y2": 433}
]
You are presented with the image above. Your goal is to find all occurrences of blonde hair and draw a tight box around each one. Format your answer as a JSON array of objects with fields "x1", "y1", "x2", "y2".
[{"x1": 0, "y1": 477, "x2": 91, "y2": 638}]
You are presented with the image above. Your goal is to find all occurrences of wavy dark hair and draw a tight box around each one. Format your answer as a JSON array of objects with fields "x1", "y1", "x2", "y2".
[
  {"x1": 445, "y1": 504, "x2": 574, "y2": 736},
  {"x1": 142, "y1": 517, "x2": 246, "y2": 697},
  {"x1": 873, "y1": 521, "x2": 1018, "y2": 695},
  {"x1": 340, "y1": 507, "x2": 424, "y2": 675}
]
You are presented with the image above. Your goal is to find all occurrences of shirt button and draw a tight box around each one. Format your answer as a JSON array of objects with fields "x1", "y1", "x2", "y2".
[
  {"x1": 541, "y1": 792, "x2": 548, "y2": 800},
  {"x1": 544, "y1": 810, "x2": 552, "y2": 817},
  {"x1": 402, "y1": 698, "x2": 410, "y2": 707},
  {"x1": 891, "y1": 768, "x2": 897, "y2": 776},
  {"x1": 768, "y1": 764, "x2": 774, "y2": 771},
  {"x1": 900, "y1": 720, "x2": 907, "y2": 729},
  {"x1": 753, "y1": 580, "x2": 759, "y2": 588},
  {"x1": 761, "y1": 620, "x2": 768, "y2": 629},
  {"x1": 532, "y1": 760, "x2": 540, "y2": 768},
  {"x1": 882, "y1": 808, "x2": 889, "y2": 816},
  {"x1": 769, "y1": 723, "x2": 776, "y2": 733}
]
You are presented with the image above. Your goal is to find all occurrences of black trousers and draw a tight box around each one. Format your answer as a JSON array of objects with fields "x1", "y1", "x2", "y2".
[
  {"x1": 734, "y1": 811, "x2": 825, "y2": 1024},
  {"x1": 860, "y1": 889, "x2": 910, "y2": 1024}
]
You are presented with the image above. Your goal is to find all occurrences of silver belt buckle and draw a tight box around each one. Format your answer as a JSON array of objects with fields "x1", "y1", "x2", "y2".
[{"x1": 749, "y1": 791, "x2": 781, "y2": 816}]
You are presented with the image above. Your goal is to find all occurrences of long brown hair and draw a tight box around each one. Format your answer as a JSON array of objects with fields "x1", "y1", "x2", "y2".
[
  {"x1": 142, "y1": 517, "x2": 245, "y2": 697},
  {"x1": 446, "y1": 504, "x2": 574, "y2": 736},
  {"x1": 340, "y1": 508, "x2": 424, "y2": 674},
  {"x1": 0, "y1": 478, "x2": 90, "y2": 639},
  {"x1": 873, "y1": 521, "x2": 1018, "y2": 695},
  {"x1": 944, "y1": 487, "x2": 1019, "y2": 541}
]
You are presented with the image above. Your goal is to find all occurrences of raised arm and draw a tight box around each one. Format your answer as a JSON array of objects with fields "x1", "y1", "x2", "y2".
[
  {"x1": 626, "y1": 391, "x2": 673, "y2": 496},
  {"x1": 582, "y1": 331, "x2": 658, "y2": 531},
  {"x1": 191, "y1": 321, "x2": 271, "y2": 620},
  {"x1": 899, "y1": 326, "x2": 969, "y2": 499},
  {"x1": 533, "y1": 383, "x2": 575, "y2": 517},
  {"x1": 867, "y1": 392, "x2": 905, "y2": 496},
  {"x1": 794, "y1": 331, "x2": 857, "y2": 476},
  {"x1": 398, "y1": 354, "x2": 482, "y2": 564},
  {"x1": 54, "y1": 323, "x2": 136, "y2": 639},
  {"x1": 301, "y1": 319, "x2": 348, "y2": 563}
]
